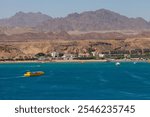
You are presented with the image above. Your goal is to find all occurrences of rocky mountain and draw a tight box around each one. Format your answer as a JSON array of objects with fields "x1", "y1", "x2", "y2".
[
  {"x1": 0, "y1": 9, "x2": 150, "y2": 32},
  {"x1": 0, "y1": 12, "x2": 52, "y2": 27},
  {"x1": 37, "y1": 9, "x2": 150, "y2": 31}
]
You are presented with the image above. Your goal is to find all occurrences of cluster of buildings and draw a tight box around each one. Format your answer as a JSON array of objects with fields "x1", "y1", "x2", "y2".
[
  {"x1": 0, "y1": 48, "x2": 150, "y2": 61},
  {"x1": 35, "y1": 48, "x2": 150, "y2": 61},
  {"x1": 22, "y1": 50, "x2": 105, "y2": 61},
  {"x1": 36, "y1": 51, "x2": 105, "y2": 61}
]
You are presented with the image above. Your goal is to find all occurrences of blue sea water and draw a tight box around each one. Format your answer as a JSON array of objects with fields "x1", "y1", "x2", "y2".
[{"x1": 0, "y1": 62, "x2": 150, "y2": 100}]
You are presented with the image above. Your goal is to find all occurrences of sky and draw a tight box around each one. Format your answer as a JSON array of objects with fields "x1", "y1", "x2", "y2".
[{"x1": 0, "y1": 0, "x2": 150, "y2": 20}]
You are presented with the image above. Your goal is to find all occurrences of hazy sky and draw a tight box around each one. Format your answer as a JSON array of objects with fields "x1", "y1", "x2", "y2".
[{"x1": 0, "y1": 0, "x2": 150, "y2": 20}]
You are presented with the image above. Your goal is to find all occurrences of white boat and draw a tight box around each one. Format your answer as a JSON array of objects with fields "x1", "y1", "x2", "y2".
[{"x1": 116, "y1": 62, "x2": 120, "y2": 66}]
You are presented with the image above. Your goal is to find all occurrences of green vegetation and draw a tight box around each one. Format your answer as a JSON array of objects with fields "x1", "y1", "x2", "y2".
[
  {"x1": 75, "y1": 56, "x2": 96, "y2": 60},
  {"x1": 35, "y1": 53, "x2": 46, "y2": 57}
]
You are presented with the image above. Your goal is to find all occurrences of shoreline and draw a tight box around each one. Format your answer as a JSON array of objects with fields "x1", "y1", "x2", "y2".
[
  {"x1": 0, "y1": 60, "x2": 107, "y2": 63},
  {"x1": 0, "y1": 59, "x2": 148, "y2": 64}
]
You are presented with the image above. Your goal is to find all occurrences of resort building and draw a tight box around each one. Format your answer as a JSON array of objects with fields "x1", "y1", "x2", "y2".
[
  {"x1": 62, "y1": 54, "x2": 76, "y2": 60},
  {"x1": 78, "y1": 53, "x2": 90, "y2": 57},
  {"x1": 99, "y1": 53, "x2": 105, "y2": 58},
  {"x1": 51, "y1": 52, "x2": 59, "y2": 58},
  {"x1": 91, "y1": 51, "x2": 96, "y2": 56}
]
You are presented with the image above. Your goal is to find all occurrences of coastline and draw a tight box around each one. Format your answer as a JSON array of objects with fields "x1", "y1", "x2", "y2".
[
  {"x1": 0, "y1": 59, "x2": 148, "y2": 64},
  {"x1": 0, "y1": 60, "x2": 107, "y2": 64}
]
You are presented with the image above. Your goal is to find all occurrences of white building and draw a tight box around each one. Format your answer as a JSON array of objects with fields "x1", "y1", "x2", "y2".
[
  {"x1": 78, "y1": 53, "x2": 90, "y2": 57},
  {"x1": 62, "y1": 54, "x2": 75, "y2": 60},
  {"x1": 51, "y1": 52, "x2": 59, "y2": 58},
  {"x1": 91, "y1": 52, "x2": 96, "y2": 56},
  {"x1": 99, "y1": 54, "x2": 105, "y2": 58}
]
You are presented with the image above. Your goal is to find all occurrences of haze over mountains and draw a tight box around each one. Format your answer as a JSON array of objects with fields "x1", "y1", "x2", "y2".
[{"x1": 0, "y1": 9, "x2": 150, "y2": 32}]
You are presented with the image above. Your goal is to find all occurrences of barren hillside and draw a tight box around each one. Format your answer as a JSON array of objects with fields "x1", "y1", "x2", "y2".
[{"x1": 1, "y1": 38, "x2": 150, "y2": 58}]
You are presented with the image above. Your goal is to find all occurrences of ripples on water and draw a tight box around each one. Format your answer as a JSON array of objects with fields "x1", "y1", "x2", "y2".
[{"x1": 0, "y1": 62, "x2": 150, "y2": 100}]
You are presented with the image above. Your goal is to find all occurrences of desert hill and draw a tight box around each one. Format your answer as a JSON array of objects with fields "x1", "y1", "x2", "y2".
[{"x1": 1, "y1": 38, "x2": 150, "y2": 58}]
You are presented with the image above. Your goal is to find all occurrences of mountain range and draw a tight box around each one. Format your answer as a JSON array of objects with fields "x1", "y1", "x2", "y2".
[
  {"x1": 0, "y1": 11, "x2": 52, "y2": 27},
  {"x1": 0, "y1": 9, "x2": 150, "y2": 32}
]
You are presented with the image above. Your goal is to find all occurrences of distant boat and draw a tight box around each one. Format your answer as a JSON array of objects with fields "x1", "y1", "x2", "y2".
[
  {"x1": 115, "y1": 62, "x2": 120, "y2": 66},
  {"x1": 24, "y1": 71, "x2": 44, "y2": 77}
]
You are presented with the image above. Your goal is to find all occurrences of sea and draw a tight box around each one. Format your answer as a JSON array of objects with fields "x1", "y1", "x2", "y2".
[{"x1": 0, "y1": 62, "x2": 150, "y2": 100}]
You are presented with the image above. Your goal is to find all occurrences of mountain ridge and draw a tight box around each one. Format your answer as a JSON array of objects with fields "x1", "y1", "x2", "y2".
[
  {"x1": 0, "y1": 11, "x2": 52, "y2": 27},
  {"x1": 0, "y1": 9, "x2": 150, "y2": 32}
]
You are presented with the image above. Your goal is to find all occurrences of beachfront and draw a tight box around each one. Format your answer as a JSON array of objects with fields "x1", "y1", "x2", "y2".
[{"x1": 0, "y1": 58, "x2": 148, "y2": 64}]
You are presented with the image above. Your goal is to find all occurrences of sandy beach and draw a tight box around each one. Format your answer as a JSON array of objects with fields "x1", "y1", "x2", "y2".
[
  {"x1": 0, "y1": 60, "x2": 107, "y2": 63},
  {"x1": 0, "y1": 59, "x2": 148, "y2": 64}
]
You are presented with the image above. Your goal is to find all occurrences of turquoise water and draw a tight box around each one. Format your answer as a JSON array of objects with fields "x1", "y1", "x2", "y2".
[{"x1": 0, "y1": 62, "x2": 150, "y2": 100}]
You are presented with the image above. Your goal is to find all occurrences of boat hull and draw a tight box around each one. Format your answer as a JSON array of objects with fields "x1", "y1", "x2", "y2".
[{"x1": 24, "y1": 72, "x2": 44, "y2": 77}]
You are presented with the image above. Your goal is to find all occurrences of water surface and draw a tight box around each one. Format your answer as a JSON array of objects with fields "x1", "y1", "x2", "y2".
[{"x1": 0, "y1": 62, "x2": 150, "y2": 100}]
